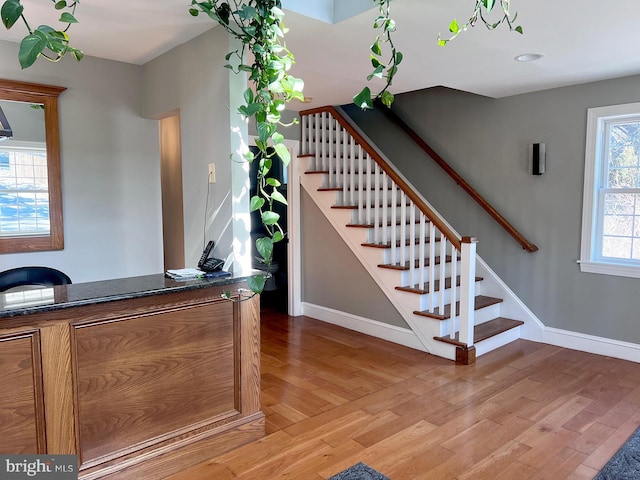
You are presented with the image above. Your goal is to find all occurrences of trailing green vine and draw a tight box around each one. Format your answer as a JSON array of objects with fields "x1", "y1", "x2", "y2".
[
  {"x1": 1, "y1": 0, "x2": 83, "y2": 68},
  {"x1": 353, "y1": 0, "x2": 402, "y2": 110},
  {"x1": 355, "y1": 0, "x2": 522, "y2": 110},
  {"x1": 438, "y1": 0, "x2": 523, "y2": 47},
  {"x1": 188, "y1": 0, "x2": 304, "y2": 295},
  {"x1": 1, "y1": 0, "x2": 524, "y2": 294}
]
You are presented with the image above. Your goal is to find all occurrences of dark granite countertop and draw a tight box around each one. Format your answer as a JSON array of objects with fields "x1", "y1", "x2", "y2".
[{"x1": 0, "y1": 272, "x2": 255, "y2": 319}]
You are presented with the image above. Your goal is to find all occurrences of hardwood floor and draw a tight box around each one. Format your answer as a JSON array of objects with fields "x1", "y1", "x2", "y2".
[{"x1": 166, "y1": 309, "x2": 640, "y2": 479}]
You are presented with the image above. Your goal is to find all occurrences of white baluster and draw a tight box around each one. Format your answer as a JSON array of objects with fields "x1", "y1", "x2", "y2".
[
  {"x1": 390, "y1": 184, "x2": 397, "y2": 264},
  {"x1": 419, "y1": 214, "x2": 426, "y2": 290},
  {"x1": 438, "y1": 232, "x2": 446, "y2": 316},
  {"x1": 314, "y1": 113, "x2": 320, "y2": 171},
  {"x1": 374, "y1": 163, "x2": 381, "y2": 243},
  {"x1": 409, "y1": 204, "x2": 416, "y2": 288},
  {"x1": 381, "y1": 172, "x2": 388, "y2": 245},
  {"x1": 358, "y1": 146, "x2": 364, "y2": 224},
  {"x1": 428, "y1": 223, "x2": 436, "y2": 312},
  {"x1": 329, "y1": 116, "x2": 335, "y2": 188},
  {"x1": 399, "y1": 191, "x2": 407, "y2": 267}
]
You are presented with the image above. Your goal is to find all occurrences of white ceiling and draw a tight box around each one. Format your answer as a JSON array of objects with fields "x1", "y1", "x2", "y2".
[{"x1": 2, "y1": 0, "x2": 640, "y2": 109}]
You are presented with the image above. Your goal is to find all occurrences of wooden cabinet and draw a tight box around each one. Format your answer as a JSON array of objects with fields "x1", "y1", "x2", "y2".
[{"x1": 0, "y1": 278, "x2": 263, "y2": 479}]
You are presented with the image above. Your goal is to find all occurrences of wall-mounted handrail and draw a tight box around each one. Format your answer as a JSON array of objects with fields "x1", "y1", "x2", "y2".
[
  {"x1": 372, "y1": 103, "x2": 538, "y2": 253},
  {"x1": 301, "y1": 105, "x2": 461, "y2": 251}
]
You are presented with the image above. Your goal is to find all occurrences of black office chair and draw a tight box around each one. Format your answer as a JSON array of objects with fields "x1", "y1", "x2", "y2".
[{"x1": 0, "y1": 266, "x2": 72, "y2": 292}]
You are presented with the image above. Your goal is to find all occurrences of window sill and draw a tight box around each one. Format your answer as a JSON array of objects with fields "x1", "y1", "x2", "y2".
[{"x1": 579, "y1": 260, "x2": 640, "y2": 279}]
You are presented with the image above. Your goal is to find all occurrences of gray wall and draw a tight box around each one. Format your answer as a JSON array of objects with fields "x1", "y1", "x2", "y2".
[
  {"x1": 0, "y1": 40, "x2": 163, "y2": 283},
  {"x1": 142, "y1": 27, "x2": 238, "y2": 269},
  {"x1": 301, "y1": 189, "x2": 408, "y2": 328},
  {"x1": 341, "y1": 75, "x2": 640, "y2": 344}
]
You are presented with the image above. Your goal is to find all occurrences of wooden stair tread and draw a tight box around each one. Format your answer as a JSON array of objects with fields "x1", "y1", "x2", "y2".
[
  {"x1": 346, "y1": 219, "x2": 430, "y2": 228},
  {"x1": 414, "y1": 295, "x2": 503, "y2": 320},
  {"x1": 362, "y1": 238, "x2": 440, "y2": 249},
  {"x1": 434, "y1": 317, "x2": 525, "y2": 347},
  {"x1": 378, "y1": 256, "x2": 458, "y2": 270},
  {"x1": 396, "y1": 276, "x2": 483, "y2": 295}
]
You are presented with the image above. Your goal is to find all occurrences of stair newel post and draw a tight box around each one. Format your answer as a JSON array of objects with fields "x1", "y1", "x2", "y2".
[
  {"x1": 449, "y1": 240, "x2": 458, "y2": 339},
  {"x1": 459, "y1": 237, "x2": 478, "y2": 348}
]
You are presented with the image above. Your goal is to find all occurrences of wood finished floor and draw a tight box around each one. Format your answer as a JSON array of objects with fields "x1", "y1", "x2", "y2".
[{"x1": 166, "y1": 309, "x2": 640, "y2": 479}]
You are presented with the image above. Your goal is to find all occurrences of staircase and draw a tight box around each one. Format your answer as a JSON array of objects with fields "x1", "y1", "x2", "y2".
[{"x1": 298, "y1": 106, "x2": 530, "y2": 364}]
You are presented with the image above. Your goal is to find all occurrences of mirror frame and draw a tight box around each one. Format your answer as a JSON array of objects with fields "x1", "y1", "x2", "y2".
[{"x1": 0, "y1": 79, "x2": 66, "y2": 254}]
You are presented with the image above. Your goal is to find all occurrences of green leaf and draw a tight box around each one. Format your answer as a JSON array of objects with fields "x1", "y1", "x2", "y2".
[
  {"x1": 247, "y1": 274, "x2": 266, "y2": 294},
  {"x1": 261, "y1": 211, "x2": 280, "y2": 226},
  {"x1": 380, "y1": 90, "x2": 394, "y2": 108},
  {"x1": 353, "y1": 87, "x2": 373, "y2": 110},
  {"x1": 59, "y1": 12, "x2": 78, "y2": 24},
  {"x1": 54, "y1": 1, "x2": 67, "y2": 10},
  {"x1": 272, "y1": 132, "x2": 284, "y2": 144},
  {"x1": 250, "y1": 196, "x2": 265, "y2": 212},
  {"x1": 18, "y1": 31, "x2": 47, "y2": 69},
  {"x1": 266, "y1": 178, "x2": 281, "y2": 187},
  {"x1": 271, "y1": 190, "x2": 288, "y2": 205},
  {"x1": 255, "y1": 236, "x2": 273, "y2": 263},
  {"x1": 370, "y1": 56, "x2": 382, "y2": 68},
  {"x1": 385, "y1": 19, "x2": 396, "y2": 32},
  {"x1": 70, "y1": 48, "x2": 83, "y2": 62},
  {"x1": 243, "y1": 88, "x2": 254, "y2": 104},
  {"x1": 371, "y1": 38, "x2": 381, "y2": 56},
  {"x1": 449, "y1": 19, "x2": 459, "y2": 34},
  {"x1": 272, "y1": 231, "x2": 284, "y2": 243},
  {"x1": 395, "y1": 51, "x2": 403, "y2": 65},
  {"x1": 438, "y1": 38, "x2": 448, "y2": 47},
  {"x1": 274, "y1": 143, "x2": 290, "y2": 166},
  {"x1": 189, "y1": 8, "x2": 199, "y2": 16},
  {"x1": 1, "y1": 0, "x2": 23, "y2": 29},
  {"x1": 515, "y1": 25, "x2": 523, "y2": 34},
  {"x1": 367, "y1": 65, "x2": 384, "y2": 81},
  {"x1": 483, "y1": 0, "x2": 496, "y2": 12}
]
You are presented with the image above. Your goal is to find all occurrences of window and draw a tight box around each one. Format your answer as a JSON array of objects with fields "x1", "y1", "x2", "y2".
[
  {"x1": 580, "y1": 102, "x2": 640, "y2": 277},
  {"x1": 0, "y1": 80, "x2": 66, "y2": 254}
]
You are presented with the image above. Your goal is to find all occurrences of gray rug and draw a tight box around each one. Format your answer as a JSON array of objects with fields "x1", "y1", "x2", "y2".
[
  {"x1": 595, "y1": 426, "x2": 640, "y2": 480},
  {"x1": 329, "y1": 462, "x2": 389, "y2": 480}
]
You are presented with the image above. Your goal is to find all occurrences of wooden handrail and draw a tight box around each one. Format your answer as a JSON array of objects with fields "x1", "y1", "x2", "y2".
[
  {"x1": 301, "y1": 106, "x2": 461, "y2": 251},
  {"x1": 372, "y1": 103, "x2": 538, "y2": 253}
]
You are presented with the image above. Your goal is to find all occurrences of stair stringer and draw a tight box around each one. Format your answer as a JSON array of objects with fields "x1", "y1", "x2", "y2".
[{"x1": 301, "y1": 173, "x2": 458, "y2": 360}]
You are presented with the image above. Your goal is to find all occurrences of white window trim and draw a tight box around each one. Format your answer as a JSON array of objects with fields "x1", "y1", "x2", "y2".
[{"x1": 580, "y1": 101, "x2": 640, "y2": 278}]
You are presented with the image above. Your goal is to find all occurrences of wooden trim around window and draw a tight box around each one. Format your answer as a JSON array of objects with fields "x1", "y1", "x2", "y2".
[{"x1": 0, "y1": 80, "x2": 66, "y2": 254}]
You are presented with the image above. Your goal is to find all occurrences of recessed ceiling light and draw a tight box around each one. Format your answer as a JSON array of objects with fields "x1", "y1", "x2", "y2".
[{"x1": 514, "y1": 53, "x2": 544, "y2": 62}]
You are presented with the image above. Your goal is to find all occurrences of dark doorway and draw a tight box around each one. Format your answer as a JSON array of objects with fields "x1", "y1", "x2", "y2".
[{"x1": 249, "y1": 146, "x2": 288, "y2": 312}]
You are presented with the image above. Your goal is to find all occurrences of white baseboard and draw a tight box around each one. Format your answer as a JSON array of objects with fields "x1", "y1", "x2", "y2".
[
  {"x1": 300, "y1": 303, "x2": 640, "y2": 364},
  {"x1": 542, "y1": 327, "x2": 640, "y2": 363},
  {"x1": 301, "y1": 303, "x2": 425, "y2": 352}
]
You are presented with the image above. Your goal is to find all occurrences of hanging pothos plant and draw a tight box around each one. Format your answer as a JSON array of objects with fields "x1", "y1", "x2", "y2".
[{"x1": 1, "y1": 0, "x2": 522, "y2": 296}]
